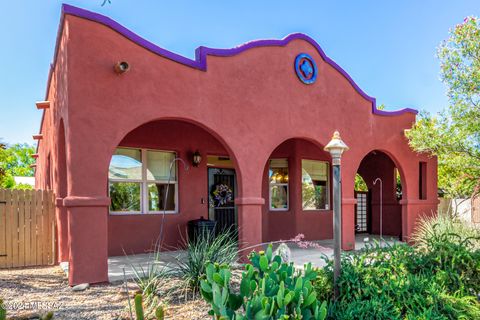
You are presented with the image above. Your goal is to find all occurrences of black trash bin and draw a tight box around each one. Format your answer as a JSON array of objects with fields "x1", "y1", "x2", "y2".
[{"x1": 187, "y1": 216, "x2": 216, "y2": 243}]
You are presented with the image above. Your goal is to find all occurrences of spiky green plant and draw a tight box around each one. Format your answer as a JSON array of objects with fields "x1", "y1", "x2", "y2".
[
  {"x1": 130, "y1": 259, "x2": 171, "y2": 305},
  {"x1": 175, "y1": 228, "x2": 238, "y2": 293},
  {"x1": 412, "y1": 213, "x2": 480, "y2": 251}
]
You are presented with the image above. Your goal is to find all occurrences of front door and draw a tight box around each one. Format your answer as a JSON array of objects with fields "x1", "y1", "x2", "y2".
[{"x1": 208, "y1": 168, "x2": 237, "y2": 234}]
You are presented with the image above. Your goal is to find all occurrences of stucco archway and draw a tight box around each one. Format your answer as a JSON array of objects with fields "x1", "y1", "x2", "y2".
[
  {"x1": 354, "y1": 150, "x2": 405, "y2": 239},
  {"x1": 260, "y1": 137, "x2": 333, "y2": 242},
  {"x1": 106, "y1": 119, "x2": 243, "y2": 255}
]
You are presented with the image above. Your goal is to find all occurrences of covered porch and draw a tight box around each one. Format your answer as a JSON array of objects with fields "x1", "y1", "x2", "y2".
[{"x1": 102, "y1": 234, "x2": 399, "y2": 282}]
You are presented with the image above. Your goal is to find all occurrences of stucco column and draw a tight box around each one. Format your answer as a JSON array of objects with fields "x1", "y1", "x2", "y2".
[
  {"x1": 55, "y1": 198, "x2": 69, "y2": 262},
  {"x1": 341, "y1": 198, "x2": 356, "y2": 250},
  {"x1": 399, "y1": 199, "x2": 439, "y2": 242},
  {"x1": 236, "y1": 197, "x2": 264, "y2": 258},
  {"x1": 64, "y1": 196, "x2": 109, "y2": 285}
]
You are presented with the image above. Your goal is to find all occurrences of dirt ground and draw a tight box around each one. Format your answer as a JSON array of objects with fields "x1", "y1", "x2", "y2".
[{"x1": 0, "y1": 266, "x2": 210, "y2": 320}]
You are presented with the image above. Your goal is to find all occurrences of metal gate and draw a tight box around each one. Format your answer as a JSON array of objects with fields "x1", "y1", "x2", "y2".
[
  {"x1": 355, "y1": 191, "x2": 368, "y2": 233},
  {"x1": 208, "y1": 168, "x2": 237, "y2": 234}
]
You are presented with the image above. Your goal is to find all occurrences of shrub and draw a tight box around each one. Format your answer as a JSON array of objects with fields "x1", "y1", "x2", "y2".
[
  {"x1": 200, "y1": 245, "x2": 327, "y2": 319},
  {"x1": 412, "y1": 213, "x2": 480, "y2": 251},
  {"x1": 175, "y1": 228, "x2": 238, "y2": 293},
  {"x1": 314, "y1": 215, "x2": 480, "y2": 320}
]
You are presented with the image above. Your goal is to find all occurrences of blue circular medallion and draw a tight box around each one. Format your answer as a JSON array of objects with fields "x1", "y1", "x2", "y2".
[{"x1": 294, "y1": 53, "x2": 317, "y2": 84}]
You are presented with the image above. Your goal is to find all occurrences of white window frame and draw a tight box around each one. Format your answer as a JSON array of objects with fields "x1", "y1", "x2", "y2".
[
  {"x1": 109, "y1": 147, "x2": 178, "y2": 215},
  {"x1": 301, "y1": 159, "x2": 330, "y2": 211},
  {"x1": 269, "y1": 159, "x2": 289, "y2": 212}
]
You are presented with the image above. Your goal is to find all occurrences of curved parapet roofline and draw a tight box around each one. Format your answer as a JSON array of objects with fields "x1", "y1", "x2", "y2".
[{"x1": 61, "y1": 4, "x2": 417, "y2": 116}]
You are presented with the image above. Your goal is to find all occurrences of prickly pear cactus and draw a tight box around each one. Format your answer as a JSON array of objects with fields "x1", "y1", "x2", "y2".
[{"x1": 200, "y1": 244, "x2": 327, "y2": 320}]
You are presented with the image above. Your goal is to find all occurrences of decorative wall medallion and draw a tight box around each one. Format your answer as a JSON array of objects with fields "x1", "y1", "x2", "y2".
[{"x1": 294, "y1": 53, "x2": 317, "y2": 84}]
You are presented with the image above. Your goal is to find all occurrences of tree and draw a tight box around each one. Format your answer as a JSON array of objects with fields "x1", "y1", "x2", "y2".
[
  {"x1": 0, "y1": 143, "x2": 36, "y2": 189},
  {"x1": 406, "y1": 16, "x2": 480, "y2": 198}
]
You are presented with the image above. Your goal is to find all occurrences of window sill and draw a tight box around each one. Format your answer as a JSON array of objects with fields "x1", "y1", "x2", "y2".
[
  {"x1": 109, "y1": 211, "x2": 178, "y2": 216},
  {"x1": 302, "y1": 209, "x2": 331, "y2": 213}
]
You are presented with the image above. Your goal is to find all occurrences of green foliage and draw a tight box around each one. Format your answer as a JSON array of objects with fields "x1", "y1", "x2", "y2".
[
  {"x1": 133, "y1": 294, "x2": 164, "y2": 320},
  {"x1": 406, "y1": 16, "x2": 480, "y2": 197},
  {"x1": 354, "y1": 174, "x2": 367, "y2": 192},
  {"x1": 411, "y1": 213, "x2": 480, "y2": 251},
  {"x1": 41, "y1": 312, "x2": 54, "y2": 320},
  {"x1": 200, "y1": 245, "x2": 327, "y2": 319},
  {"x1": 314, "y1": 217, "x2": 480, "y2": 320},
  {"x1": 0, "y1": 299, "x2": 5, "y2": 320},
  {"x1": 131, "y1": 258, "x2": 171, "y2": 313},
  {"x1": 175, "y1": 228, "x2": 238, "y2": 292},
  {"x1": 0, "y1": 142, "x2": 35, "y2": 189},
  {"x1": 135, "y1": 294, "x2": 145, "y2": 320}
]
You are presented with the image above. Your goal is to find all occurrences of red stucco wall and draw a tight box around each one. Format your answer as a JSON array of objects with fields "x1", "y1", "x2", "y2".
[{"x1": 34, "y1": 6, "x2": 438, "y2": 285}]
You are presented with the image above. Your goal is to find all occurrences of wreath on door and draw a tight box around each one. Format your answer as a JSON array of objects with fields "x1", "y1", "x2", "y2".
[{"x1": 211, "y1": 184, "x2": 233, "y2": 207}]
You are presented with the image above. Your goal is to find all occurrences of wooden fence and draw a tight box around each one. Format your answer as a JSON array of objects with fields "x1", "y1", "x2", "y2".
[
  {"x1": 473, "y1": 195, "x2": 480, "y2": 224},
  {"x1": 0, "y1": 189, "x2": 56, "y2": 268}
]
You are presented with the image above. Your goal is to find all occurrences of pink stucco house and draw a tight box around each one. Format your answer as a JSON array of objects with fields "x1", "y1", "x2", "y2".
[{"x1": 34, "y1": 5, "x2": 438, "y2": 285}]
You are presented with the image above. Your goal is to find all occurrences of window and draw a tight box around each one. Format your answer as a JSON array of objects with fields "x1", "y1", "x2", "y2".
[
  {"x1": 109, "y1": 148, "x2": 177, "y2": 214},
  {"x1": 302, "y1": 160, "x2": 329, "y2": 210},
  {"x1": 269, "y1": 159, "x2": 289, "y2": 210},
  {"x1": 419, "y1": 162, "x2": 427, "y2": 200}
]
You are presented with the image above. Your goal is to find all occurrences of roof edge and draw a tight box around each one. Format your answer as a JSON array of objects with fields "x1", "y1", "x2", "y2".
[{"x1": 58, "y1": 3, "x2": 418, "y2": 119}]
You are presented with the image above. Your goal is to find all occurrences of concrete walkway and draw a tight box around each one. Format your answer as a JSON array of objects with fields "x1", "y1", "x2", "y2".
[{"x1": 105, "y1": 234, "x2": 399, "y2": 282}]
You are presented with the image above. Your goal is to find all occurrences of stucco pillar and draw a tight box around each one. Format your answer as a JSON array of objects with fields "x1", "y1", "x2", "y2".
[
  {"x1": 341, "y1": 198, "x2": 356, "y2": 250},
  {"x1": 55, "y1": 198, "x2": 69, "y2": 262},
  {"x1": 65, "y1": 196, "x2": 109, "y2": 285},
  {"x1": 236, "y1": 197, "x2": 264, "y2": 257},
  {"x1": 399, "y1": 199, "x2": 439, "y2": 242}
]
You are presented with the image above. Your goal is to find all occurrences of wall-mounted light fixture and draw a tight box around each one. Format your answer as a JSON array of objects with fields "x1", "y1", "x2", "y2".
[
  {"x1": 114, "y1": 61, "x2": 130, "y2": 74},
  {"x1": 192, "y1": 150, "x2": 202, "y2": 167}
]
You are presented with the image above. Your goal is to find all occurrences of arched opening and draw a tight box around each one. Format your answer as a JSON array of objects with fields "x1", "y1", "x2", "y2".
[
  {"x1": 57, "y1": 119, "x2": 68, "y2": 199},
  {"x1": 261, "y1": 138, "x2": 332, "y2": 242},
  {"x1": 56, "y1": 119, "x2": 69, "y2": 262},
  {"x1": 106, "y1": 119, "x2": 239, "y2": 255},
  {"x1": 355, "y1": 150, "x2": 403, "y2": 239}
]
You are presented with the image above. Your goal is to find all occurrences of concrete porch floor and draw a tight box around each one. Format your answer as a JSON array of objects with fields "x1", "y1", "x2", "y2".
[{"x1": 101, "y1": 234, "x2": 399, "y2": 282}]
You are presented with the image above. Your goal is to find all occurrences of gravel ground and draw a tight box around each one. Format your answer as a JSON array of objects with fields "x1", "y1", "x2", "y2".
[{"x1": 0, "y1": 266, "x2": 211, "y2": 320}]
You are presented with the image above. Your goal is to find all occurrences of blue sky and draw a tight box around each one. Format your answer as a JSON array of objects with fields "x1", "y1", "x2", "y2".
[{"x1": 1, "y1": 0, "x2": 479, "y2": 144}]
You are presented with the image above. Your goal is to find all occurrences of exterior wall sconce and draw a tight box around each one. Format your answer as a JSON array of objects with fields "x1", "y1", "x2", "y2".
[
  {"x1": 114, "y1": 61, "x2": 130, "y2": 74},
  {"x1": 192, "y1": 151, "x2": 202, "y2": 167}
]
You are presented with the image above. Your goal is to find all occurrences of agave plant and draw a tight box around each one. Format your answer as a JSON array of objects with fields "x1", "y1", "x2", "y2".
[{"x1": 174, "y1": 228, "x2": 238, "y2": 294}]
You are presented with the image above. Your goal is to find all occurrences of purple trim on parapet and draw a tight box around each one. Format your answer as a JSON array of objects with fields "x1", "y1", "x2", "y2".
[{"x1": 61, "y1": 4, "x2": 417, "y2": 116}]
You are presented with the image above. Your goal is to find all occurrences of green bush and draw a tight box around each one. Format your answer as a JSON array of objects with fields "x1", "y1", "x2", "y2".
[
  {"x1": 175, "y1": 228, "x2": 238, "y2": 292},
  {"x1": 314, "y1": 215, "x2": 480, "y2": 320},
  {"x1": 200, "y1": 245, "x2": 327, "y2": 319}
]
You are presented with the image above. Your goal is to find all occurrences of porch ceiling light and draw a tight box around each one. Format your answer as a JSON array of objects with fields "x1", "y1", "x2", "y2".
[
  {"x1": 324, "y1": 131, "x2": 349, "y2": 165},
  {"x1": 192, "y1": 150, "x2": 202, "y2": 167}
]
